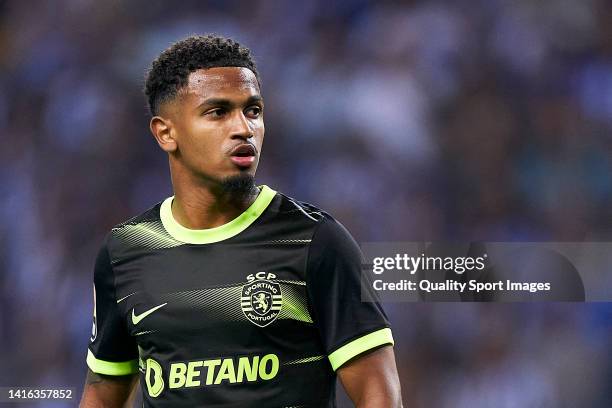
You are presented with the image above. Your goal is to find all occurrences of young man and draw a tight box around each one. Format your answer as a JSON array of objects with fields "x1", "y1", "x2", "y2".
[{"x1": 80, "y1": 35, "x2": 402, "y2": 408}]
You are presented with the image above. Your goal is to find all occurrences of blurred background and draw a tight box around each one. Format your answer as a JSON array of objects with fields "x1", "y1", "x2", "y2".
[{"x1": 0, "y1": 0, "x2": 611, "y2": 406}]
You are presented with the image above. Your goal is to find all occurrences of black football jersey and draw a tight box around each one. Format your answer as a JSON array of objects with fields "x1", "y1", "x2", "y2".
[{"x1": 87, "y1": 185, "x2": 393, "y2": 407}]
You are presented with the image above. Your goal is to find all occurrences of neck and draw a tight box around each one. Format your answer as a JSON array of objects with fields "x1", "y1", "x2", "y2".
[{"x1": 169, "y1": 165, "x2": 259, "y2": 230}]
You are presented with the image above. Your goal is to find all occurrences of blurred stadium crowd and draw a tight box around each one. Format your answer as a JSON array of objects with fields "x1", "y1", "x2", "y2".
[{"x1": 0, "y1": 0, "x2": 611, "y2": 406}]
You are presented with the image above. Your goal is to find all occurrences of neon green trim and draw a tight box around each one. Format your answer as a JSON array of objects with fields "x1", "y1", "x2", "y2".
[
  {"x1": 285, "y1": 355, "x2": 325, "y2": 365},
  {"x1": 328, "y1": 328, "x2": 394, "y2": 371},
  {"x1": 87, "y1": 349, "x2": 138, "y2": 375},
  {"x1": 281, "y1": 297, "x2": 313, "y2": 323},
  {"x1": 160, "y1": 185, "x2": 276, "y2": 244}
]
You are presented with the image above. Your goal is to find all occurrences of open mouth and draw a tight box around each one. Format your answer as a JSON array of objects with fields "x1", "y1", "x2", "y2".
[
  {"x1": 230, "y1": 144, "x2": 257, "y2": 167},
  {"x1": 230, "y1": 144, "x2": 256, "y2": 157}
]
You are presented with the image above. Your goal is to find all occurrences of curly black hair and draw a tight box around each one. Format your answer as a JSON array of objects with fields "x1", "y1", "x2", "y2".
[{"x1": 144, "y1": 35, "x2": 260, "y2": 116}]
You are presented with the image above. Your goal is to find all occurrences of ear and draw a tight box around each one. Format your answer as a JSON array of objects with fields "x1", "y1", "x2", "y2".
[{"x1": 150, "y1": 115, "x2": 177, "y2": 153}]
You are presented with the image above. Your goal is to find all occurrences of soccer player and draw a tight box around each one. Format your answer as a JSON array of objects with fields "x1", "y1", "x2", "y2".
[{"x1": 80, "y1": 35, "x2": 402, "y2": 407}]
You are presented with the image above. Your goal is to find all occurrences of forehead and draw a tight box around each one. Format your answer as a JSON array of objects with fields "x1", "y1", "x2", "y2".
[{"x1": 183, "y1": 67, "x2": 260, "y2": 100}]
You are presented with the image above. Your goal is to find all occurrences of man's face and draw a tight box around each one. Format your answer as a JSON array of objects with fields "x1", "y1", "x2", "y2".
[{"x1": 161, "y1": 67, "x2": 264, "y2": 186}]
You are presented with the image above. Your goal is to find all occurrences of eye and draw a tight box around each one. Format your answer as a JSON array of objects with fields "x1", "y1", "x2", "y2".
[
  {"x1": 205, "y1": 108, "x2": 226, "y2": 118},
  {"x1": 245, "y1": 106, "x2": 262, "y2": 118}
]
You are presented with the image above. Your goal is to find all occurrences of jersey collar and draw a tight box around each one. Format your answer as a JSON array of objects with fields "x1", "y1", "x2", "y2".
[{"x1": 160, "y1": 185, "x2": 276, "y2": 244}]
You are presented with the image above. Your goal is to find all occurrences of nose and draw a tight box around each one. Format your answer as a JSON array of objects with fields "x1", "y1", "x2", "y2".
[{"x1": 230, "y1": 111, "x2": 253, "y2": 140}]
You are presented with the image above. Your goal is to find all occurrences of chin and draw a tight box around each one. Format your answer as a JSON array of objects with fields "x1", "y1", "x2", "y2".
[{"x1": 220, "y1": 173, "x2": 256, "y2": 195}]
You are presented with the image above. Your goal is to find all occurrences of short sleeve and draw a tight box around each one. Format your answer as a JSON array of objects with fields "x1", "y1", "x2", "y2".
[
  {"x1": 86, "y1": 239, "x2": 138, "y2": 375},
  {"x1": 306, "y1": 216, "x2": 394, "y2": 371}
]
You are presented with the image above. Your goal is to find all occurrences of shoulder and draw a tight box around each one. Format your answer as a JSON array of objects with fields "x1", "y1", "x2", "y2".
[
  {"x1": 110, "y1": 202, "x2": 163, "y2": 232},
  {"x1": 276, "y1": 192, "x2": 353, "y2": 237},
  {"x1": 274, "y1": 192, "x2": 327, "y2": 222},
  {"x1": 103, "y1": 200, "x2": 179, "y2": 258},
  {"x1": 274, "y1": 191, "x2": 359, "y2": 256}
]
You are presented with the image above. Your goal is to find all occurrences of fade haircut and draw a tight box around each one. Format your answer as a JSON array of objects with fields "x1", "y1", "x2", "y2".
[{"x1": 144, "y1": 35, "x2": 260, "y2": 116}]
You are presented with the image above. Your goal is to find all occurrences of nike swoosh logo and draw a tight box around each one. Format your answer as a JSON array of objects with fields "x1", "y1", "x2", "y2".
[{"x1": 131, "y1": 303, "x2": 167, "y2": 325}]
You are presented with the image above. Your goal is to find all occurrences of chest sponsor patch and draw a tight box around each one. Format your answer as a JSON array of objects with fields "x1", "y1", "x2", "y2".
[{"x1": 241, "y1": 279, "x2": 283, "y2": 327}]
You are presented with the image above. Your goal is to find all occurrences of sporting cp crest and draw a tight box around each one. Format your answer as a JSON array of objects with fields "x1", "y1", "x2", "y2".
[{"x1": 241, "y1": 276, "x2": 282, "y2": 327}]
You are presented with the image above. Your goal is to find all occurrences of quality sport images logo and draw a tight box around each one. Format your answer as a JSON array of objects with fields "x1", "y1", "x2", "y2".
[{"x1": 241, "y1": 272, "x2": 282, "y2": 327}]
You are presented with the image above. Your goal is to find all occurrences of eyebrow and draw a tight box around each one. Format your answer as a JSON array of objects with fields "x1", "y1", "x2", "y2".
[{"x1": 197, "y1": 95, "x2": 264, "y2": 110}]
